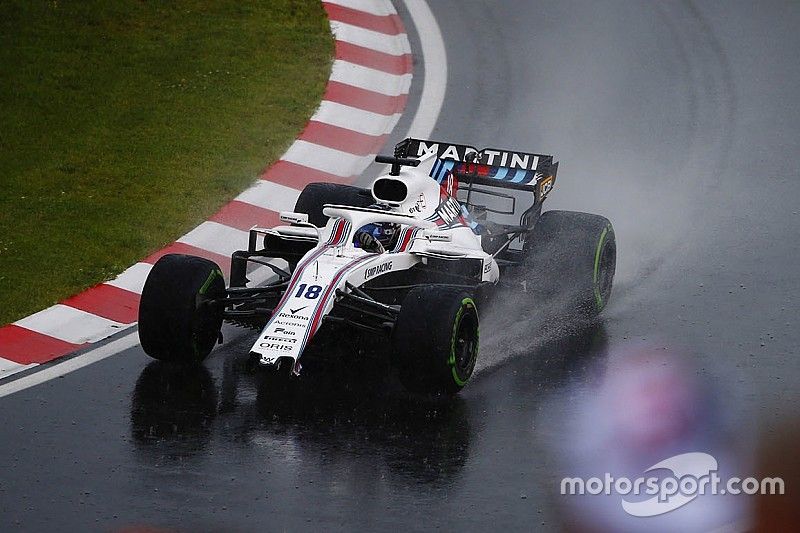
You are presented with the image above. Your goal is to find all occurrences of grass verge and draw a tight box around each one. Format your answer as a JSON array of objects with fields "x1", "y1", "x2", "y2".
[{"x1": 0, "y1": 0, "x2": 332, "y2": 325}]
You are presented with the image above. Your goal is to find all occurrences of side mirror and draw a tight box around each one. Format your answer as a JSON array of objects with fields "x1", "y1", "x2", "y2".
[
  {"x1": 422, "y1": 230, "x2": 452, "y2": 242},
  {"x1": 279, "y1": 211, "x2": 309, "y2": 225}
]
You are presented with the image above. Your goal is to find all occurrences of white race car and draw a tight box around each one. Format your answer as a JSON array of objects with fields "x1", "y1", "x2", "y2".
[{"x1": 138, "y1": 138, "x2": 616, "y2": 394}]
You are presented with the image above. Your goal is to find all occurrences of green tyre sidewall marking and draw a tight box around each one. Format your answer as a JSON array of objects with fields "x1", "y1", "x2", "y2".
[
  {"x1": 194, "y1": 268, "x2": 223, "y2": 359},
  {"x1": 593, "y1": 226, "x2": 612, "y2": 311},
  {"x1": 449, "y1": 298, "x2": 478, "y2": 387},
  {"x1": 199, "y1": 269, "x2": 222, "y2": 295}
]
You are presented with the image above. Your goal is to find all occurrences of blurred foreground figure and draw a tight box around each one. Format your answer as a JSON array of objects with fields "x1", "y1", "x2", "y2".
[{"x1": 544, "y1": 342, "x2": 752, "y2": 532}]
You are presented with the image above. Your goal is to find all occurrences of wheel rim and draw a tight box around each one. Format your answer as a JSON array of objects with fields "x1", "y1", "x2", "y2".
[
  {"x1": 192, "y1": 269, "x2": 224, "y2": 361},
  {"x1": 596, "y1": 238, "x2": 616, "y2": 308},
  {"x1": 452, "y1": 307, "x2": 478, "y2": 385},
  {"x1": 592, "y1": 226, "x2": 616, "y2": 310}
]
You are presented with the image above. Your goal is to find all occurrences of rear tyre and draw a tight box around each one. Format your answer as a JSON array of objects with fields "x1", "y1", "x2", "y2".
[
  {"x1": 521, "y1": 210, "x2": 616, "y2": 316},
  {"x1": 138, "y1": 254, "x2": 225, "y2": 364},
  {"x1": 294, "y1": 182, "x2": 373, "y2": 227},
  {"x1": 392, "y1": 286, "x2": 479, "y2": 395}
]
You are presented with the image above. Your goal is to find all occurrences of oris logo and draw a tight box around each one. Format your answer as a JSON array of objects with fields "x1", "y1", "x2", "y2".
[{"x1": 258, "y1": 342, "x2": 293, "y2": 351}]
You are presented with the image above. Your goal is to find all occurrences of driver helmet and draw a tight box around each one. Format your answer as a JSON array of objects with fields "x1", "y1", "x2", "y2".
[{"x1": 354, "y1": 222, "x2": 399, "y2": 250}]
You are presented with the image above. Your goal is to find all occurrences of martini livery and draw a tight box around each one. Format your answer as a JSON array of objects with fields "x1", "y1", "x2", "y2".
[{"x1": 137, "y1": 138, "x2": 617, "y2": 395}]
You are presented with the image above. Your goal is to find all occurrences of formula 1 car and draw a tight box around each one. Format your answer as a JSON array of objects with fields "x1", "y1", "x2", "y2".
[{"x1": 138, "y1": 138, "x2": 616, "y2": 394}]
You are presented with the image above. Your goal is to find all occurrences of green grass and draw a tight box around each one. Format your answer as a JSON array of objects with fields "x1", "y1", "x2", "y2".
[{"x1": 0, "y1": 0, "x2": 333, "y2": 325}]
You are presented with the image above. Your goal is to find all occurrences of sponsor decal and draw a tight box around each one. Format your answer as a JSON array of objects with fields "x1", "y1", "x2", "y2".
[
  {"x1": 274, "y1": 318, "x2": 308, "y2": 328},
  {"x1": 288, "y1": 304, "x2": 309, "y2": 314},
  {"x1": 273, "y1": 327, "x2": 296, "y2": 336},
  {"x1": 416, "y1": 141, "x2": 478, "y2": 164},
  {"x1": 429, "y1": 197, "x2": 464, "y2": 227},
  {"x1": 409, "y1": 193, "x2": 426, "y2": 214},
  {"x1": 538, "y1": 175, "x2": 554, "y2": 198},
  {"x1": 261, "y1": 336, "x2": 297, "y2": 344},
  {"x1": 279, "y1": 211, "x2": 309, "y2": 225},
  {"x1": 258, "y1": 342, "x2": 294, "y2": 352},
  {"x1": 483, "y1": 261, "x2": 492, "y2": 274},
  {"x1": 415, "y1": 141, "x2": 540, "y2": 171},
  {"x1": 424, "y1": 231, "x2": 452, "y2": 242},
  {"x1": 364, "y1": 261, "x2": 393, "y2": 280},
  {"x1": 560, "y1": 452, "x2": 785, "y2": 517},
  {"x1": 445, "y1": 170, "x2": 458, "y2": 197},
  {"x1": 278, "y1": 312, "x2": 309, "y2": 320}
]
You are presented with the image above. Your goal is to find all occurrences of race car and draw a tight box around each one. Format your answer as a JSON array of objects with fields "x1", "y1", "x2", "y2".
[{"x1": 137, "y1": 138, "x2": 616, "y2": 394}]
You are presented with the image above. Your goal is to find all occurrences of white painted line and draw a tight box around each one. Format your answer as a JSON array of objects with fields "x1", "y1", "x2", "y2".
[
  {"x1": 282, "y1": 140, "x2": 373, "y2": 178},
  {"x1": 313, "y1": 100, "x2": 401, "y2": 135},
  {"x1": 324, "y1": 0, "x2": 397, "y2": 16},
  {"x1": 177, "y1": 221, "x2": 250, "y2": 258},
  {"x1": 0, "y1": 331, "x2": 140, "y2": 399},
  {"x1": 330, "y1": 21, "x2": 410, "y2": 55},
  {"x1": 15, "y1": 304, "x2": 129, "y2": 344},
  {"x1": 105, "y1": 262, "x2": 153, "y2": 294},
  {"x1": 236, "y1": 180, "x2": 301, "y2": 212},
  {"x1": 402, "y1": 0, "x2": 447, "y2": 139},
  {"x1": 0, "y1": 359, "x2": 37, "y2": 379},
  {"x1": 329, "y1": 60, "x2": 411, "y2": 96}
]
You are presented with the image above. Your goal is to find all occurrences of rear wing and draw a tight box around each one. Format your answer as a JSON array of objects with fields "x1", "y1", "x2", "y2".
[{"x1": 394, "y1": 138, "x2": 558, "y2": 200}]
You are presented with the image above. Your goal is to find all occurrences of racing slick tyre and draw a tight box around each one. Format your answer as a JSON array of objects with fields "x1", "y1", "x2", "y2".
[
  {"x1": 392, "y1": 286, "x2": 479, "y2": 395},
  {"x1": 522, "y1": 210, "x2": 616, "y2": 316},
  {"x1": 138, "y1": 254, "x2": 225, "y2": 364},
  {"x1": 294, "y1": 182, "x2": 374, "y2": 227}
]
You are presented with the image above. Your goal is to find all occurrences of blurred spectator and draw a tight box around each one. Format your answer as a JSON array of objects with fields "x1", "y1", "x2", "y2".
[{"x1": 543, "y1": 341, "x2": 752, "y2": 532}]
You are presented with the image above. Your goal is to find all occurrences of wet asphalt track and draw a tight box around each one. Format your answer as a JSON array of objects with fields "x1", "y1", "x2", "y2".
[{"x1": 2, "y1": 1, "x2": 800, "y2": 530}]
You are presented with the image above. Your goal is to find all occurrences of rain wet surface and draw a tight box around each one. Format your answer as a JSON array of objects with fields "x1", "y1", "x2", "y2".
[{"x1": 2, "y1": 1, "x2": 800, "y2": 530}]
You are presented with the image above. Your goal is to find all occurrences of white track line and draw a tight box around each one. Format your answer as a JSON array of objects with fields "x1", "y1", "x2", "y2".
[
  {"x1": 0, "y1": 332, "x2": 140, "y2": 399},
  {"x1": 402, "y1": 0, "x2": 447, "y2": 139}
]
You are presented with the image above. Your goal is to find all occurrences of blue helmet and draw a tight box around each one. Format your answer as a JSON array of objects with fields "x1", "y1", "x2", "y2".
[{"x1": 354, "y1": 222, "x2": 398, "y2": 249}]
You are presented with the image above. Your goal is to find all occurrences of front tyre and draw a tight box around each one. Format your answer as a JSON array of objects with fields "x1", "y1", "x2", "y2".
[
  {"x1": 138, "y1": 254, "x2": 225, "y2": 364},
  {"x1": 392, "y1": 286, "x2": 479, "y2": 395}
]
